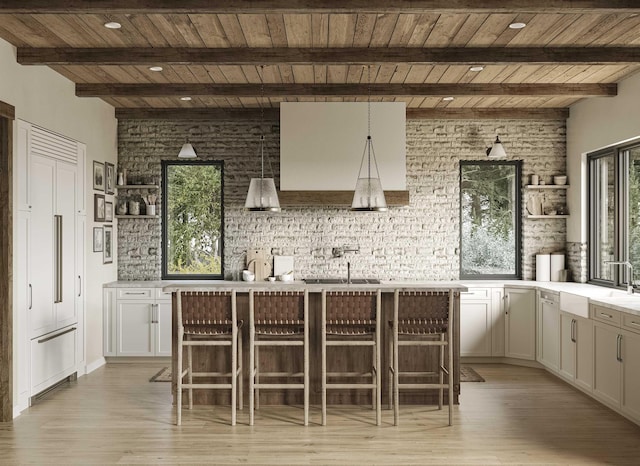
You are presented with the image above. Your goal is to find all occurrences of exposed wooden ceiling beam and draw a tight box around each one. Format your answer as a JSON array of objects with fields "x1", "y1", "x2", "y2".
[
  {"x1": 78, "y1": 83, "x2": 615, "y2": 98},
  {"x1": 114, "y1": 107, "x2": 569, "y2": 121},
  {"x1": 2, "y1": 1, "x2": 639, "y2": 14},
  {"x1": 18, "y1": 47, "x2": 640, "y2": 66}
]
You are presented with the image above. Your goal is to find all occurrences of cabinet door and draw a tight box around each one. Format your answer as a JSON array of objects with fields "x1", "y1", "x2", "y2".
[
  {"x1": 460, "y1": 300, "x2": 492, "y2": 357},
  {"x1": 117, "y1": 302, "x2": 154, "y2": 356},
  {"x1": 539, "y1": 297, "x2": 560, "y2": 372},
  {"x1": 491, "y1": 288, "x2": 505, "y2": 356},
  {"x1": 558, "y1": 313, "x2": 576, "y2": 381},
  {"x1": 621, "y1": 330, "x2": 640, "y2": 422},
  {"x1": 75, "y1": 214, "x2": 86, "y2": 368},
  {"x1": 76, "y1": 143, "x2": 86, "y2": 215},
  {"x1": 593, "y1": 321, "x2": 621, "y2": 407},
  {"x1": 574, "y1": 316, "x2": 594, "y2": 392},
  {"x1": 103, "y1": 289, "x2": 117, "y2": 357},
  {"x1": 505, "y1": 288, "x2": 536, "y2": 360},
  {"x1": 155, "y1": 301, "x2": 173, "y2": 357},
  {"x1": 55, "y1": 161, "x2": 77, "y2": 329},
  {"x1": 16, "y1": 120, "x2": 31, "y2": 211},
  {"x1": 29, "y1": 154, "x2": 56, "y2": 338},
  {"x1": 15, "y1": 211, "x2": 31, "y2": 410}
]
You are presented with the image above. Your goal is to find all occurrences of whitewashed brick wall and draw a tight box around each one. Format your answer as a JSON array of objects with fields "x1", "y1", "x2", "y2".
[{"x1": 117, "y1": 118, "x2": 567, "y2": 281}]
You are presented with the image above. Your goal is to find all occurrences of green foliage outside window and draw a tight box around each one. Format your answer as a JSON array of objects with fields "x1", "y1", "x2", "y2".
[{"x1": 163, "y1": 162, "x2": 223, "y2": 277}]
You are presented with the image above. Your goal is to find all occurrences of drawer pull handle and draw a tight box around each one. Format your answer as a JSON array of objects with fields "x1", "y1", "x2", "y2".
[
  {"x1": 617, "y1": 334, "x2": 623, "y2": 362},
  {"x1": 629, "y1": 321, "x2": 640, "y2": 328},
  {"x1": 38, "y1": 326, "x2": 76, "y2": 344},
  {"x1": 599, "y1": 312, "x2": 613, "y2": 319},
  {"x1": 124, "y1": 292, "x2": 147, "y2": 295}
]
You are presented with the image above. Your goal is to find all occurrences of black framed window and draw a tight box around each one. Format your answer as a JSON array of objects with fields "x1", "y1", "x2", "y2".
[
  {"x1": 460, "y1": 160, "x2": 522, "y2": 279},
  {"x1": 161, "y1": 160, "x2": 224, "y2": 279},
  {"x1": 588, "y1": 142, "x2": 640, "y2": 289}
]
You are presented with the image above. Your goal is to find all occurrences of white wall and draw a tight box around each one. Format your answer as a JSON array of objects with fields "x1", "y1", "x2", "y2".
[
  {"x1": 567, "y1": 71, "x2": 640, "y2": 242},
  {"x1": 0, "y1": 37, "x2": 117, "y2": 410}
]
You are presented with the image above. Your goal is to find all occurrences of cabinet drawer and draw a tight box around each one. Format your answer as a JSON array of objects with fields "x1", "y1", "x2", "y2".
[
  {"x1": 592, "y1": 305, "x2": 622, "y2": 326},
  {"x1": 117, "y1": 288, "x2": 153, "y2": 300},
  {"x1": 460, "y1": 288, "x2": 491, "y2": 300},
  {"x1": 622, "y1": 313, "x2": 640, "y2": 334},
  {"x1": 30, "y1": 326, "x2": 77, "y2": 395},
  {"x1": 155, "y1": 288, "x2": 172, "y2": 301}
]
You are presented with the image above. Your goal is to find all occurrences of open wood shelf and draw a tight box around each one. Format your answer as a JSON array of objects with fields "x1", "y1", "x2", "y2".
[
  {"x1": 525, "y1": 185, "x2": 568, "y2": 189},
  {"x1": 115, "y1": 215, "x2": 158, "y2": 219},
  {"x1": 527, "y1": 215, "x2": 569, "y2": 219},
  {"x1": 115, "y1": 184, "x2": 159, "y2": 189}
]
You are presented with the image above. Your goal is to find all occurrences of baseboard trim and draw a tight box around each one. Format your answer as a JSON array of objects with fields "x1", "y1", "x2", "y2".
[
  {"x1": 13, "y1": 405, "x2": 22, "y2": 419},
  {"x1": 105, "y1": 356, "x2": 171, "y2": 364},
  {"x1": 85, "y1": 357, "x2": 106, "y2": 374},
  {"x1": 461, "y1": 357, "x2": 543, "y2": 369}
]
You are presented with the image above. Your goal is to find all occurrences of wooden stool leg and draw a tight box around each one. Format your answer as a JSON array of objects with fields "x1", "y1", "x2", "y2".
[
  {"x1": 187, "y1": 342, "x2": 193, "y2": 410},
  {"x1": 255, "y1": 345, "x2": 260, "y2": 410},
  {"x1": 393, "y1": 291, "x2": 399, "y2": 426},
  {"x1": 249, "y1": 316, "x2": 255, "y2": 426},
  {"x1": 231, "y1": 327, "x2": 237, "y2": 426},
  {"x1": 238, "y1": 330, "x2": 243, "y2": 411},
  {"x1": 439, "y1": 333, "x2": 444, "y2": 410},
  {"x1": 388, "y1": 327, "x2": 393, "y2": 410},
  {"x1": 321, "y1": 292, "x2": 327, "y2": 426},
  {"x1": 177, "y1": 335, "x2": 183, "y2": 426},
  {"x1": 371, "y1": 343, "x2": 376, "y2": 411}
]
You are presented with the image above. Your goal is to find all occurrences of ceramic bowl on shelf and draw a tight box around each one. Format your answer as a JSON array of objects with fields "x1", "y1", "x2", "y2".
[
  {"x1": 278, "y1": 273, "x2": 294, "y2": 282},
  {"x1": 553, "y1": 175, "x2": 567, "y2": 185}
]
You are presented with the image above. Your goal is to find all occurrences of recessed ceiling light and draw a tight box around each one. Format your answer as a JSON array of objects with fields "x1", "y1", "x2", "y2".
[
  {"x1": 180, "y1": 96, "x2": 192, "y2": 101},
  {"x1": 509, "y1": 22, "x2": 527, "y2": 29},
  {"x1": 442, "y1": 96, "x2": 455, "y2": 101},
  {"x1": 149, "y1": 66, "x2": 163, "y2": 72},
  {"x1": 104, "y1": 21, "x2": 122, "y2": 29},
  {"x1": 469, "y1": 66, "x2": 484, "y2": 72}
]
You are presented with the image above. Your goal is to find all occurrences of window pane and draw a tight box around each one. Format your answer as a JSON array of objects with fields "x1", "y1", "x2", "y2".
[
  {"x1": 460, "y1": 162, "x2": 519, "y2": 278},
  {"x1": 164, "y1": 163, "x2": 223, "y2": 277},
  {"x1": 628, "y1": 147, "x2": 640, "y2": 286},
  {"x1": 590, "y1": 155, "x2": 615, "y2": 281}
]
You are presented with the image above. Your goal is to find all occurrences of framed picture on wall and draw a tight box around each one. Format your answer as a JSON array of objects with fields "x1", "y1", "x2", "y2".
[
  {"x1": 94, "y1": 194, "x2": 105, "y2": 222},
  {"x1": 93, "y1": 161, "x2": 105, "y2": 191},
  {"x1": 103, "y1": 225, "x2": 113, "y2": 264},
  {"x1": 105, "y1": 201, "x2": 113, "y2": 222},
  {"x1": 93, "y1": 227, "x2": 103, "y2": 252},
  {"x1": 105, "y1": 162, "x2": 115, "y2": 195}
]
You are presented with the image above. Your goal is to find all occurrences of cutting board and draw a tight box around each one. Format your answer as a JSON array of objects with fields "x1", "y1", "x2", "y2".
[
  {"x1": 247, "y1": 248, "x2": 271, "y2": 281},
  {"x1": 273, "y1": 255, "x2": 294, "y2": 278}
]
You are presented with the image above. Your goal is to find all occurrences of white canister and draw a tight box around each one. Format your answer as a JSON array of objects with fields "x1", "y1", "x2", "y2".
[
  {"x1": 147, "y1": 204, "x2": 156, "y2": 216},
  {"x1": 550, "y1": 253, "x2": 566, "y2": 282},
  {"x1": 536, "y1": 254, "x2": 551, "y2": 281},
  {"x1": 530, "y1": 174, "x2": 539, "y2": 185}
]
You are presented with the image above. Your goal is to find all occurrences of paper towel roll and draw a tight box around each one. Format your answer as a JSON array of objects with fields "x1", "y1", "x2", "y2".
[
  {"x1": 551, "y1": 253, "x2": 566, "y2": 282},
  {"x1": 536, "y1": 254, "x2": 551, "y2": 281}
]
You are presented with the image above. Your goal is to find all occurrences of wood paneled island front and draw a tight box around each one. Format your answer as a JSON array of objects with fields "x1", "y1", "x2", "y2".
[{"x1": 163, "y1": 282, "x2": 466, "y2": 407}]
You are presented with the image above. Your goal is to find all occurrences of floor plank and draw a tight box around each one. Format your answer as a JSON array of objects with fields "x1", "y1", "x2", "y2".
[{"x1": 1, "y1": 363, "x2": 639, "y2": 464}]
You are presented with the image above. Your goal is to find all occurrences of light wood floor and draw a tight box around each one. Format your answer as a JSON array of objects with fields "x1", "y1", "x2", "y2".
[{"x1": 1, "y1": 364, "x2": 639, "y2": 465}]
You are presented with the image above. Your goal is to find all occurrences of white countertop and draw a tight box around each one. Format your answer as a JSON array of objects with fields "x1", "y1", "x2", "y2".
[{"x1": 103, "y1": 279, "x2": 640, "y2": 317}]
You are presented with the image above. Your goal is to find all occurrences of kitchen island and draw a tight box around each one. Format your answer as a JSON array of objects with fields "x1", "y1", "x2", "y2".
[{"x1": 163, "y1": 281, "x2": 466, "y2": 407}]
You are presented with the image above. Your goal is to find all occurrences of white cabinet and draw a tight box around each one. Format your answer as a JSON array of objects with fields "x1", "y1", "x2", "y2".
[
  {"x1": 460, "y1": 293, "x2": 492, "y2": 357},
  {"x1": 537, "y1": 290, "x2": 560, "y2": 372},
  {"x1": 505, "y1": 287, "x2": 536, "y2": 360},
  {"x1": 559, "y1": 312, "x2": 593, "y2": 392},
  {"x1": 593, "y1": 320, "x2": 622, "y2": 407},
  {"x1": 460, "y1": 287, "x2": 504, "y2": 357},
  {"x1": 590, "y1": 305, "x2": 640, "y2": 424},
  {"x1": 104, "y1": 287, "x2": 172, "y2": 357}
]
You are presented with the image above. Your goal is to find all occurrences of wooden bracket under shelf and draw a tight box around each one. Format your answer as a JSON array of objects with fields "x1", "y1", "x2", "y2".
[{"x1": 277, "y1": 190, "x2": 410, "y2": 207}]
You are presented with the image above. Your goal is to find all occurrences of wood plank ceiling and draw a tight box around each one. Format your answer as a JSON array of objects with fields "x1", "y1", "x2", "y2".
[{"x1": 1, "y1": 1, "x2": 640, "y2": 119}]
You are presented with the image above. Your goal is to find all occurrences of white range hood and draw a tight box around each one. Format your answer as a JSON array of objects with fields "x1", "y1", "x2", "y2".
[{"x1": 279, "y1": 102, "x2": 406, "y2": 191}]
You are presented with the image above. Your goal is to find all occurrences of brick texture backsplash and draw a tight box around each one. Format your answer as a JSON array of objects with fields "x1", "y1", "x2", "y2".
[{"x1": 117, "y1": 119, "x2": 567, "y2": 281}]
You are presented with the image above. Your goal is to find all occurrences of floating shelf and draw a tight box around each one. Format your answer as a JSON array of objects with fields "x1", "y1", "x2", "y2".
[
  {"x1": 525, "y1": 185, "x2": 568, "y2": 189},
  {"x1": 277, "y1": 190, "x2": 410, "y2": 207},
  {"x1": 115, "y1": 215, "x2": 158, "y2": 219},
  {"x1": 527, "y1": 215, "x2": 569, "y2": 219},
  {"x1": 115, "y1": 184, "x2": 159, "y2": 189}
]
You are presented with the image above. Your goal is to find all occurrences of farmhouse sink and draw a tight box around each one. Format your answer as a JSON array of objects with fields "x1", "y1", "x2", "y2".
[{"x1": 304, "y1": 278, "x2": 381, "y2": 284}]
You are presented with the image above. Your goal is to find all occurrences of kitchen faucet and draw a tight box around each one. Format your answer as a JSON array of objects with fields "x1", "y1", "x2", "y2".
[{"x1": 604, "y1": 260, "x2": 635, "y2": 294}]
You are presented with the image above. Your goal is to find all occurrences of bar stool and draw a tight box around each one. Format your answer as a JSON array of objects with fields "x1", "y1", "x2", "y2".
[
  {"x1": 321, "y1": 290, "x2": 382, "y2": 426},
  {"x1": 249, "y1": 290, "x2": 309, "y2": 426},
  {"x1": 176, "y1": 290, "x2": 243, "y2": 426},
  {"x1": 389, "y1": 290, "x2": 454, "y2": 426}
]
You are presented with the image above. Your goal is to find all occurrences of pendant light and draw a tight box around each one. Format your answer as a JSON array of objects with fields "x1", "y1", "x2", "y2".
[
  {"x1": 244, "y1": 66, "x2": 281, "y2": 212},
  {"x1": 178, "y1": 140, "x2": 197, "y2": 158},
  {"x1": 351, "y1": 66, "x2": 387, "y2": 212},
  {"x1": 486, "y1": 135, "x2": 507, "y2": 159}
]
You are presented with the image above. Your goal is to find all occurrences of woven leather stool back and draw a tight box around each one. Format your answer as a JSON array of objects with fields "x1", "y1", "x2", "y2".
[
  {"x1": 179, "y1": 291, "x2": 233, "y2": 335},
  {"x1": 253, "y1": 291, "x2": 305, "y2": 335},
  {"x1": 325, "y1": 291, "x2": 377, "y2": 335},
  {"x1": 396, "y1": 291, "x2": 449, "y2": 335}
]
